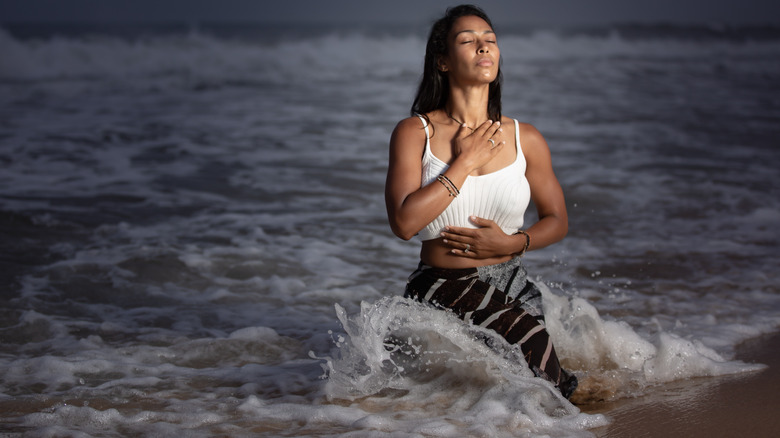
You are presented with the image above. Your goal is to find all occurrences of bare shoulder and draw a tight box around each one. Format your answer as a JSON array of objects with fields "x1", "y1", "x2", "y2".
[
  {"x1": 516, "y1": 121, "x2": 545, "y2": 143},
  {"x1": 390, "y1": 116, "x2": 427, "y2": 152},
  {"x1": 393, "y1": 115, "x2": 426, "y2": 136},
  {"x1": 504, "y1": 119, "x2": 549, "y2": 155},
  {"x1": 500, "y1": 117, "x2": 541, "y2": 136}
]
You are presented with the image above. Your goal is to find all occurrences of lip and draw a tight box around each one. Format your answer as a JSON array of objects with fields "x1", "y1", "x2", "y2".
[{"x1": 477, "y1": 58, "x2": 494, "y2": 67}]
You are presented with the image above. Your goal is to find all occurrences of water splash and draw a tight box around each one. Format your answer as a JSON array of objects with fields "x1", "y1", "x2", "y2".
[
  {"x1": 322, "y1": 284, "x2": 765, "y2": 421},
  {"x1": 319, "y1": 296, "x2": 606, "y2": 436}
]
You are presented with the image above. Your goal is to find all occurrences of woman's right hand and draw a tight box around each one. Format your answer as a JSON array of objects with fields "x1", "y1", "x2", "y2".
[
  {"x1": 385, "y1": 116, "x2": 505, "y2": 241},
  {"x1": 453, "y1": 120, "x2": 505, "y2": 172}
]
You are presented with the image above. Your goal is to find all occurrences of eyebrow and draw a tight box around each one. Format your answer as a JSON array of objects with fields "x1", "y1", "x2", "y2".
[{"x1": 454, "y1": 29, "x2": 496, "y2": 37}]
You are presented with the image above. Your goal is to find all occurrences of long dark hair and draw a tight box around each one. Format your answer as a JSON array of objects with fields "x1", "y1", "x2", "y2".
[{"x1": 411, "y1": 4, "x2": 503, "y2": 123}]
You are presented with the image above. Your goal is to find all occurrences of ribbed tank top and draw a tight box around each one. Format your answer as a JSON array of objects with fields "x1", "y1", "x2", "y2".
[{"x1": 417, "y1": 115, "x2": 531, "y2": 241}]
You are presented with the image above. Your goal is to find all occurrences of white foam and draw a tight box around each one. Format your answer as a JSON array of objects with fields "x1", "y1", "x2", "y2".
[
  {"x1": 542, "y1": 282, "x2": 765, "y2": 396},
  {"x1": 2, "y1": 23, "x2": 778, "y2": 437},
  {"x1": 320, "y1": 284, "x2": 766, "y2": 430},
  {"x1": 319, "y1": 296, "x2": 608, "y2": 436}
]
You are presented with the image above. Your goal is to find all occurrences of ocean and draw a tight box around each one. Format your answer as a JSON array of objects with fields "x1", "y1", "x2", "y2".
[{"x1": 1, "y1": 21, "x2": 779, "y2": 437}]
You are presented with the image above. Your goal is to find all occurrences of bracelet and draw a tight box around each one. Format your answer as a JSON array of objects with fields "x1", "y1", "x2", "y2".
[
  {"x1": 440, "y1": 175, "x2": 460, "y2": 196},
  {"x1": 436, "y1": 175, "x2": 460, "y2": 197},
  {"x1": 513, "y1": 230, "x2": 531, "y2": 257},
  {"x1": 436, "y1": 176, "x2": 455, "y2": 196}
]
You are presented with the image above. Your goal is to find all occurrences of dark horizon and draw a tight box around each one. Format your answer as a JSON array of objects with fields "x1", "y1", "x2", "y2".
[
  {"x1": 4, "y1": 20, "x2": 780, "y2": 43},
  {"x1": 2, "y1": 0, "x2": 780, "y2": 28}
]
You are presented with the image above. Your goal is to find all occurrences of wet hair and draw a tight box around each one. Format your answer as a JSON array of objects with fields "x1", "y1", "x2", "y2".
[{"x1": 411, "y1": 4, "x2": 502, "y2": 123}]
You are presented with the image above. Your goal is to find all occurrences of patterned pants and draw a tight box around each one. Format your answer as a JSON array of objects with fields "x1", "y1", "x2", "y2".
[{"x1": 404, "y1": 257, "x2": 577, "y2": 398}]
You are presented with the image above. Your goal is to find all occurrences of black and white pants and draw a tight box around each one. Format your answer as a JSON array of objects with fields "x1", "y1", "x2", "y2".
[{"x1": 404, "y1": 257, "x2": 575, "y2": 396}]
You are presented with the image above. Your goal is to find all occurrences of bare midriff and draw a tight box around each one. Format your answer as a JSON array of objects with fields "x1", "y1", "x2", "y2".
[{"x1": 420, "y1": 238, "x2": 513, "y2": 269}]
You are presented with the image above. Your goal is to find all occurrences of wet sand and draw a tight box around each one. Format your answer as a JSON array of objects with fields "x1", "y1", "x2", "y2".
[{"x1": 582, "y1": 332, "x2": 780, "y2": 437}]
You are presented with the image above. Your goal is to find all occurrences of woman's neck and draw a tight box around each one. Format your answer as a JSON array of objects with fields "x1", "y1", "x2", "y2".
[{"x1": 446, "y1": 84, "x2": 491, "y2": 127}]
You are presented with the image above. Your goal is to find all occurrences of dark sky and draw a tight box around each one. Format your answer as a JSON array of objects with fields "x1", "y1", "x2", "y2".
[{"x1": 1, "y1": 0, "x2": 779, "y2": 26}]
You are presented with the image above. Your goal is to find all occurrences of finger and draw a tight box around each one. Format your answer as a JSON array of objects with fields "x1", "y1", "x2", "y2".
[
  {"x1": 442, "y1": 232, "x2": 475, "y2": 244},
  {"x1": 441, "y1": 237, "x2": 469, "y2": 249},
  {"x1": 442, "y1": 226, "x2": 478, "y2": 238},
  {"x1": 442, "y1": 239, "x2": 473, "y2": 258},
  {"x1": 451, "y1": 247, "x2": 475, "y2": 257},
  {"x1": 489, "y1": 121, "x2": 502, "y2": 138},
  {"x1": 477, "y1": 120, "x2": 501, "y2": 138},
  {"x1": 474, "y1": 119, "x2": 495, "y2": 136},
  {"x1": 456, "y1": 122, "x2": 474, "y2": 139},
  {"x1": 468, "y1": 216, "x2": 493, "y2": 227}
]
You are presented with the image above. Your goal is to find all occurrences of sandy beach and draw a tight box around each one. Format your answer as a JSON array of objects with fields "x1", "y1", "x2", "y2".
[{"x1": 582, "y1": 332, "x2": 780, "y2": 437}]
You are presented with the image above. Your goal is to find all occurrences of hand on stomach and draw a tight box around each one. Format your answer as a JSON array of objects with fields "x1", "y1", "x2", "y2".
[{"x1": 420, "y1": 238, "x2": 513, "y2": 269}]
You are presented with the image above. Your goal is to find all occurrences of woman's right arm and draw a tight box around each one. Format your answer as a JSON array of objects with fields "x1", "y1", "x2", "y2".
[
  {"x1": 384, "y1": 117, "x2": 502, "y2": 240},
  {"x1": 385, "y1": 117, "x2": 450, "y2": 240}
]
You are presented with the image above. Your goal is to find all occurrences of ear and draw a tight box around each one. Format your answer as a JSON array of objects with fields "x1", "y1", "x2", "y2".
[{"x1": 436, "y1": 57, "x2": 449, "y2": 72}]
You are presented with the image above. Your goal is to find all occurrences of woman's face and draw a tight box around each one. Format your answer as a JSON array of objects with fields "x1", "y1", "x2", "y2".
[{"x1": 439, "y1": 15, "x2": 500, "y2": 85}]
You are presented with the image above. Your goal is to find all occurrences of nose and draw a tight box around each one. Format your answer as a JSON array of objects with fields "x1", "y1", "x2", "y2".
[{"x1": 478, "y1": 43, "x2": 489, "y2": 54}]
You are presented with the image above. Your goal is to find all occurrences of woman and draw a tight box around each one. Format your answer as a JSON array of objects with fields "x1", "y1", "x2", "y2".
[{"x1": 384, "y1": 4, "x2": 577, "y2": 399}]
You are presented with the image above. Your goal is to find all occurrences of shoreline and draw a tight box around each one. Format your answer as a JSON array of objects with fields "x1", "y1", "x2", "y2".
[{"x1": 582, "y1": 331, "x2": 780, "y2": 437}]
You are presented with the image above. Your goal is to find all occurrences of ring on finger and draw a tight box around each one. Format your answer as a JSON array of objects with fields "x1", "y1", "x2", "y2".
[
  {"x1": 488, "y1": 138, "x2": 496, "y2": 147},
  {"x1": 464, "y1": 243, "x2": 471, "y2": 253}
]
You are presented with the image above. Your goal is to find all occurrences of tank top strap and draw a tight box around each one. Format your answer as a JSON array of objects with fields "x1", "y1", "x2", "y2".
[
  {"x1": 416, "y1": 114, "x2": 431, "y2": 141},
  {"x1": 512, "y1": 119, "x2": 525, "y2": 164}
]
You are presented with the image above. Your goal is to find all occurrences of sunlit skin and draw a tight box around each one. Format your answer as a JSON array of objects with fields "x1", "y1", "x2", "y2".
[{"x1": 385, "y1": 15, "x2": 567, "y2": 269}]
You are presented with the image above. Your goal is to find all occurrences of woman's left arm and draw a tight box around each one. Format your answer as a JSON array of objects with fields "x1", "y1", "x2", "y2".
[{"x1": 518, "y1": 123, "x2": 568, "y2": 251}]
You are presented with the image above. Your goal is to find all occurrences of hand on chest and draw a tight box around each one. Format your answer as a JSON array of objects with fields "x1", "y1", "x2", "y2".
[{"x1": 429, "y1": 123, "x2": 517, "y2": 176}]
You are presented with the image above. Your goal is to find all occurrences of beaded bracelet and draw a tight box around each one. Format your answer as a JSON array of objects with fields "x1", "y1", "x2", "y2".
[
  {"x1": 436, "y1": 175, "x2": 460, "y2": 197},
  {"x1": 513, "y1": 230, "x2": 531, "y2": 257},
  {"x1": 436, "y1": 176, "x2": 455, "y2": 196},
  {"x1": 440, "y1": 175, "x2": 460, "y2": 196}
]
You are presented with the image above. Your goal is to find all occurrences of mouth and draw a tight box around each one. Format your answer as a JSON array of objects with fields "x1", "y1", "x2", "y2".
[{"x1": 477, "y1": 58, "x2": 494, "y2": 67}]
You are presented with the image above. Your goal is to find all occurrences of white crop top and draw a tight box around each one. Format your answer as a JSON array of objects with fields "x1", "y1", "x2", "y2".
[{"x1": 417, "y1": 115, "x2": 531, "y2": 241}]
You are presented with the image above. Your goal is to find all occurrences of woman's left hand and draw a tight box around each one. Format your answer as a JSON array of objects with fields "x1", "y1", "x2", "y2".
[{"x1": 440, "y1": 216, "x2": 512, "y2": 258}]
